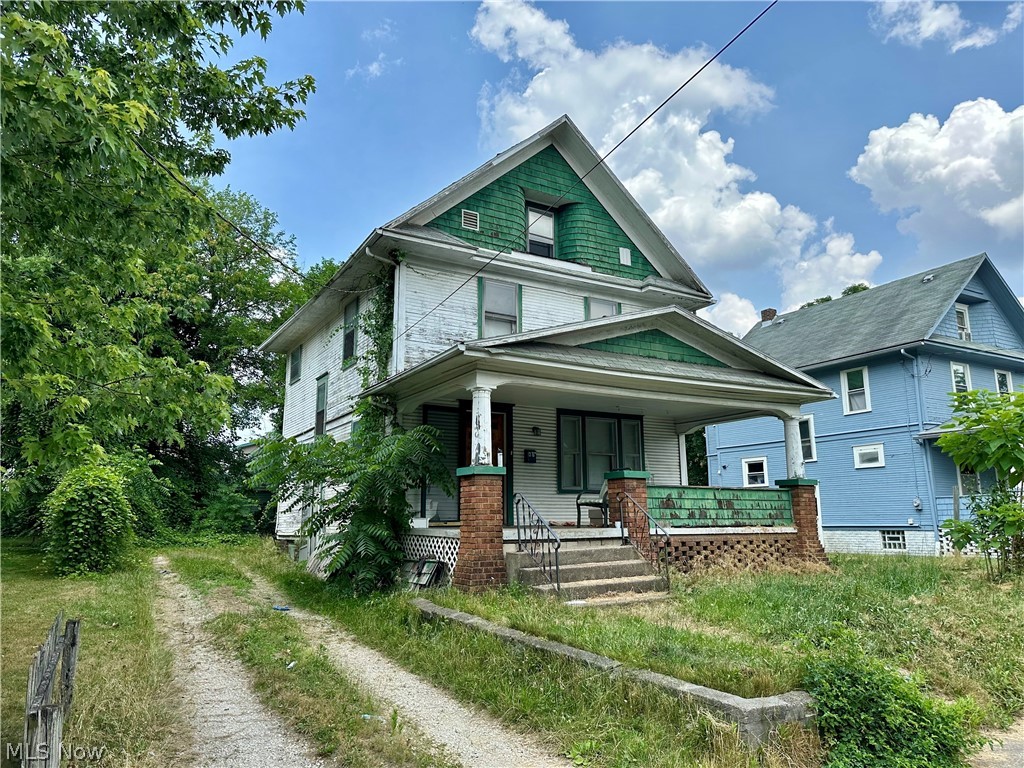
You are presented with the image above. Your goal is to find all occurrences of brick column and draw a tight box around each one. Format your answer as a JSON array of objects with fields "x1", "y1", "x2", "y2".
[
  {"x1": 605, "y1": 469, "x2": 649, "y2": 526},
  {"x1": 452, "y1": 467, "x2": 507, "y2": 592},
  {"x1": 776, "y1": 478, "x2": 827, "y2": 562}
]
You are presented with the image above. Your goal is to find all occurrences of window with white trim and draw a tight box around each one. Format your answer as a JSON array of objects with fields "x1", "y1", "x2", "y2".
[
  {"x1": 742, "y1": 457, "x2": 768, "y2": 487},
  {"x1": 853, "y1": 443, "x2": 885, "y2": 468},
  {"x1": 315, "y1": 374, "x2": 328, "y2": 436},
  {"x1": 954, "y1": 303, "x2": 971, "y2": 341},
  {"x1": 799, "y1": 416, "x2": 816, "y2": 462},
  {"x1": 289, "y1": 345, "x2": 302, "y2": 384},
  {"x1": 880, "y1": 530, "x2": 907, "y2": 551},
  {"x1": 841, "y1": 367, "x2": 871, "y2": 414},
  {"x1": 480, "y1": 279, "x2": 518, "y2": 338},
  {"x1": 526, "y1": 205, "x2": 554, "y2": 258},
  {"x1": 950, "y1": 361, "x2": 971, "y2": 393},
  {"x1": 995, "y1": 370, "x2": 1013, "y2": 395},
  {"x1": 587, "y1": 298, "x2": 619, "y2": 319},
  {"x1": 342, "y1": 299, "x2": 358, "y2": 366}
]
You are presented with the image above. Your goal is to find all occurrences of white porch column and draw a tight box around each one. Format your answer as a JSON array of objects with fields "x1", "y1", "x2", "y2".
[
  {"x1": 783, "y1": 416, "x2": 805, "y2": 479},
  {"x1": 470, "y1": 386, "x2": 493, "y2": 466}
]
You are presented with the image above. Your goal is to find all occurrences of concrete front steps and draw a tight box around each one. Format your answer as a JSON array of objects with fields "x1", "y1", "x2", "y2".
[{"x1": 505, "y1": 544, "x2": 668, "y2": 600}]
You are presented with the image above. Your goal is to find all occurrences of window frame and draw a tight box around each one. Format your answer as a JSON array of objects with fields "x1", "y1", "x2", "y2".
[
  {"x1": 742, "y1": 457, "x2": 768, "y2": 487},
  {"x1": 526, "y1": 205, "x2": 555, "y2": 258},
  {"x1": 852, "y1": 443, "x2": 885, "y2": 469},
  {"x1": 585, "y1": 297, "x2": 621, "y2": 320},
  {"x1": 799, "y1": 415, "x2": 817, "y2": 463},
  {"x1": 556, "y1": 409, "x2": 645, "y2": 493},
  {"x1": 289, "y1": 345, "x2": 303, "y2": 385},
  {"x1": 314, "y1": 373, "x2": 329, "y2": 436},
  {"x1": 840, "y1": 366, "x2": 871, "y2": 415},
  {"x1": 954, "y1": 303, "x2": 971, "y2": 341},
  {"x1": 995, "y1": 369, "x2": 1013, "y2": 395},
  {"x1": 880, "y1": 530, "x2": 907, "y2": 551},
  {"x1": 950, "y1": 361, "x2": 971, "y2": 393},
  {"x1": 342, "y1": 298, "x2": 359, "y2": 368},
  {"x1": 478, "y1": 278, "x2": 521, "y2": 338}
]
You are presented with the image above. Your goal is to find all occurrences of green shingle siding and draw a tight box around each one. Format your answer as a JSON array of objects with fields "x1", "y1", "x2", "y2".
[
  {"x1": 427, "y1": 146, "x2": 658, "y2": 280},
  {"x1": 580, "y1": 330, "x2": 727, "y2": 367},
  {"x1": 648, "y1": 486, "x2": 794, "y2": 527}
]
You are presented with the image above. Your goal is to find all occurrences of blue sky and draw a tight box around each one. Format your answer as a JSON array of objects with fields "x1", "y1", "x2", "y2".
[{"x1": 218, "y1": 1, "x2": 1023, "y2": 335}]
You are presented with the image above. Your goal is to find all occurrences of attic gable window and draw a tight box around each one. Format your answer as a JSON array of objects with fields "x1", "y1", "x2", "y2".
[
  {"x1": 954, "y1": 303, "x2": 971, "y2": 341},
  {"x1": 526, "y1": 205, "x2": 554, "y2": 258},
  {"x1": 840, "y1": 367, "x2": 871, "y2": 415},
  {"x1": 289, "y1": 345, "x2": 302, "y2": 384}
]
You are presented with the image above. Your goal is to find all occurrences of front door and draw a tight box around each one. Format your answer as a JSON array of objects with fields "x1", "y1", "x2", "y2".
[{"x1": 460, "y1": 404, "x2": 514, "y2": 525}]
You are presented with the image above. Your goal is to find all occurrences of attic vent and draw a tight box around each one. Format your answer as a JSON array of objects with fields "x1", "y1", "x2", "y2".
[
  {"x1": 922, "y1": 274, "x2": 935, "y2": 283},
  {"x1": 461, "y1": 209, "x2": 480, "y2": 231}
]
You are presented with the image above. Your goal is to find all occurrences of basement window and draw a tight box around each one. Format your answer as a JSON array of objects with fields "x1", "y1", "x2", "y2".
[
  {"x1": 526, "y1": 205, "x2": 554, "y2": 258},
  {"x1": 880, "y1": 530, "x2": 906, "y2": 551}
]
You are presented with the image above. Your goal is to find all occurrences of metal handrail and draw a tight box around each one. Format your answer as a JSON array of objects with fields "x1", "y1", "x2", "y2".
[
  {"x1": 514, "y1": 492, "x2": 561, "y2": 592},
  {"x1": 616, "y1": 490, "x2": 672, "y2": 589}
]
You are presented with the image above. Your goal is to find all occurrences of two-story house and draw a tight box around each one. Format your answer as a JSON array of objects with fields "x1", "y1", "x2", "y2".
[
  {"x1": 708, "y1": 254, "x2": 1024, "y2": 556},
  {"x1": 260, "y1": 115, "x2": 835, "y2": 592}
]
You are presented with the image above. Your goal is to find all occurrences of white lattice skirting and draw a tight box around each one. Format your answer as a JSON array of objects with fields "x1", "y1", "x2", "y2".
[
  {"x1": 938, "y1": 533, "x2": 979, "y2": 557},
  {"x1": 401, "y1": 534, "x2": 460, "y2": 586}
]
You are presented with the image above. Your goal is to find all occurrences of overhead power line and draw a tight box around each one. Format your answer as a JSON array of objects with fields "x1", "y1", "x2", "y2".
[{"x1": 394, "y1": 0, "x2": 779, "y2": 342}]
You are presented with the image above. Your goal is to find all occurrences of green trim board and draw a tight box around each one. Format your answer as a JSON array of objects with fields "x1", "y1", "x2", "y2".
[
  {"x1": 604, "y1": 470, "x2": 650, "y2": 480},
  {"x1": 775, "y1": 478, "x2": 819, "y2": 487},
  {"x1": 648, "y1": 485, "x2": 794, "y2": 528},
  {"x1": 580, "y1": 329, "x2": 726, "y2": 367},
  {"x1": 456, "y1": 465, "x2": 507, "y2": 476},
  {"x1": 427, "y1": 145, "x2": 658, "y2": 281}
]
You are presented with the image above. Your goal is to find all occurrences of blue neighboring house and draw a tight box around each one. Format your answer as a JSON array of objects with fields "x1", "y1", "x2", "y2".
[{"x1": 707, "y1": 253, "x2": 1024, "y2": 556}]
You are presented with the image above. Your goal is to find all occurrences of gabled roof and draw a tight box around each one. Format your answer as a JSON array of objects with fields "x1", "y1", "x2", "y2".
[
  {"x1": 743, "y1": 253, "x2": 1022, "y2": 369},
  {"x1": 385, "y1": 114, "x2": 712, "y2": 300}
]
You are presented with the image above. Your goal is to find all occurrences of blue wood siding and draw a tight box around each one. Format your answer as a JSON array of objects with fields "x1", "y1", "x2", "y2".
[{"x1": 934, "y1": 275, "x2": 1024, "y2": 349}]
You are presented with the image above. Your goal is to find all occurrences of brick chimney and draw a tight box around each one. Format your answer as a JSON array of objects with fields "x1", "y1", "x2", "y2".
[{"x1": 761, "y1": 308, "x2": 777, "y2": 322}]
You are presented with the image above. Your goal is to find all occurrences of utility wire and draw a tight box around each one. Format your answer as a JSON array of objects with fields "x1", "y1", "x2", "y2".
[{"x1": 395, "y1": 0, "x2": 778, "y2": 342}]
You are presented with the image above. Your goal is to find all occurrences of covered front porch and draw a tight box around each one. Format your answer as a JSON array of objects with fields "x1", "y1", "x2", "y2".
[{"x1": 366, "y1": 307, "x2": 833, "y2": 590}]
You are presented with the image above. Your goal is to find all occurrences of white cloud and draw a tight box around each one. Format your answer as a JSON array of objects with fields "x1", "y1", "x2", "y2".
[
  {"x1": 346, "y1": 52, "x2": 402, "y2": 81},
  {"x1": 470, "y1": 0, "x2": 882, "y2": 309},
  {"x1": 779, "y1": 226, "x2": 883, "y2": 311},
  {"x1": 361, "y1": 19, "x2": 396, "y2": 43},
  {"x1": 698, "y1": 293, "x2": 760, "y2": 338},
  {"x1": 871, "y1": 1, "x2": 1023, "y2": 53},
  {"x1": 849, "y1": 98, "x2": 1024, "y2": 253}
]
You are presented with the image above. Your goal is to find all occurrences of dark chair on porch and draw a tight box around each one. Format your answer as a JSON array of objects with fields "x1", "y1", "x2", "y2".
[{"x1": 575, "y1": 480, "x2": 609, "y2": 527}]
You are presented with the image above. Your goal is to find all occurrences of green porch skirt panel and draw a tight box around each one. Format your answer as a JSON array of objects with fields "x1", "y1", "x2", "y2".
[{"x1": 647, "y1": 486, "x2": 794, "y2": 528}]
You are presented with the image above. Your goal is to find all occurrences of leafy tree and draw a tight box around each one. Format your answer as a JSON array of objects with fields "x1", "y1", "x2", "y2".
[
  {"x1": 800, "y1": 283, "x2": 870, "y2": 309},
  {"x1": 1, "y1": 3, "x2": 314, "y2": 523},
  {"x1": 938, "y1": 390, "x2": 1024, "y2": 577}
]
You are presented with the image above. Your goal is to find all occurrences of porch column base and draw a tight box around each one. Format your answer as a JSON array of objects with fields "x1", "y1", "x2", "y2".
[
  {"x1": 776, "y1": 478, "x2": 827, "y2": 562},
  {"x1": 453, "y1": 467, "x2": 507, "y2": 592}
]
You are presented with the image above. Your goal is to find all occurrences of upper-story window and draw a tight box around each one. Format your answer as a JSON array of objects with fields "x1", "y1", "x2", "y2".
[
  {"x1": 342, "y1": 299, "x2": 358, "y2": 366},
  {"x1": 526, "y1": 205, "x2": 554, "y2": 258},
  {"x1": 841, "y1": 366, "x2": 871, "y2": 414},
  {"x1": 950, "y1": 361, "x2": 971, "y2": 393},
  {"x1": 480, "y1": 278, "x2": 519, "y2": 338},
  {"x1": 587, "y1": 298, "x2": 620, "y2": 320},
  {"x1": 289, "y1": 345, "x2": 302, "y2": 384},
  {"x1": 954, "y1": 303, "x2": 971, "y2": 341},
  {"x1": 995, "y1": 370, "x2": 1013, "y2": 394},
  {"x1": 315, "y1": 374, "x2": 328, "y2": 435},
  {"x1": 799, "y1": 416, "x2": 816, "y2": 462}
]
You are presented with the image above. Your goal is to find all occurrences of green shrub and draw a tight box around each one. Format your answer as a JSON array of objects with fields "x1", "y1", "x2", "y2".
[
  {"x1": 42, "y1": 462, "x2": 135, "y2": 575},
  {"x1": 803, "y1": 626, "x2": 983, "y2": 768},
  {"x1": 196, "y1": 483, "x2": 259, "y2": 534}
]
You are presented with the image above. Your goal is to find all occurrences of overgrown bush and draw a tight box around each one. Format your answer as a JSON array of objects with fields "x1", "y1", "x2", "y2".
[
  {"x1": 42, "y1": 461, "x2": 136, "y2": 575},
  {"x1": 196, "y1": 483, "x2": 260, "y2": 534},
  {"x1": 803, "y1": 626, "x2": 983, "y2": 768}
]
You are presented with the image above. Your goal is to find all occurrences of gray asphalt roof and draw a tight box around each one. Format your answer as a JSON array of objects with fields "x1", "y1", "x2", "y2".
[
  {"x1": 742, "y1": 254, "x2": 988, "y2": 369},
  {"x1": 484, "y1": 342, "x2": 818, "y2": 392}
]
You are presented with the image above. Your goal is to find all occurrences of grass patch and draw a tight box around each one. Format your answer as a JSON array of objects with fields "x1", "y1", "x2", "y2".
[
  {"x1": 183, "y1": 538, "x2": 821, "y2": 768},
  {"x1": 1, "y1": 539, "x2": 189, "y2": 767},
  {"x1": 167, "y1": 551, "x2": 253, "y2": 595},
  {"x1": 205, "y1": 608, "x2": 459, "y2": 768}
]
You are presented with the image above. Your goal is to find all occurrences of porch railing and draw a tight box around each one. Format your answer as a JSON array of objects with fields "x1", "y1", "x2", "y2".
[
  {"x1": 514, "y1": 492, "x2": 561, "y2": 592},
  {"x1": 647, "y1": 485, "x2": 794, "y2": 528},
  {"x1": 616, "y1": 491, "x2": 672, "y2": 589}
]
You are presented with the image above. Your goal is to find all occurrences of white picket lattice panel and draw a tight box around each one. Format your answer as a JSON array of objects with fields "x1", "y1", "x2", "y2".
[
  {"x1": 938, "y1": 533, "x2": 979, "y2": 557},
  {"x1": 401, "y1": 534, "x2": 460, "y2": 586}
]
